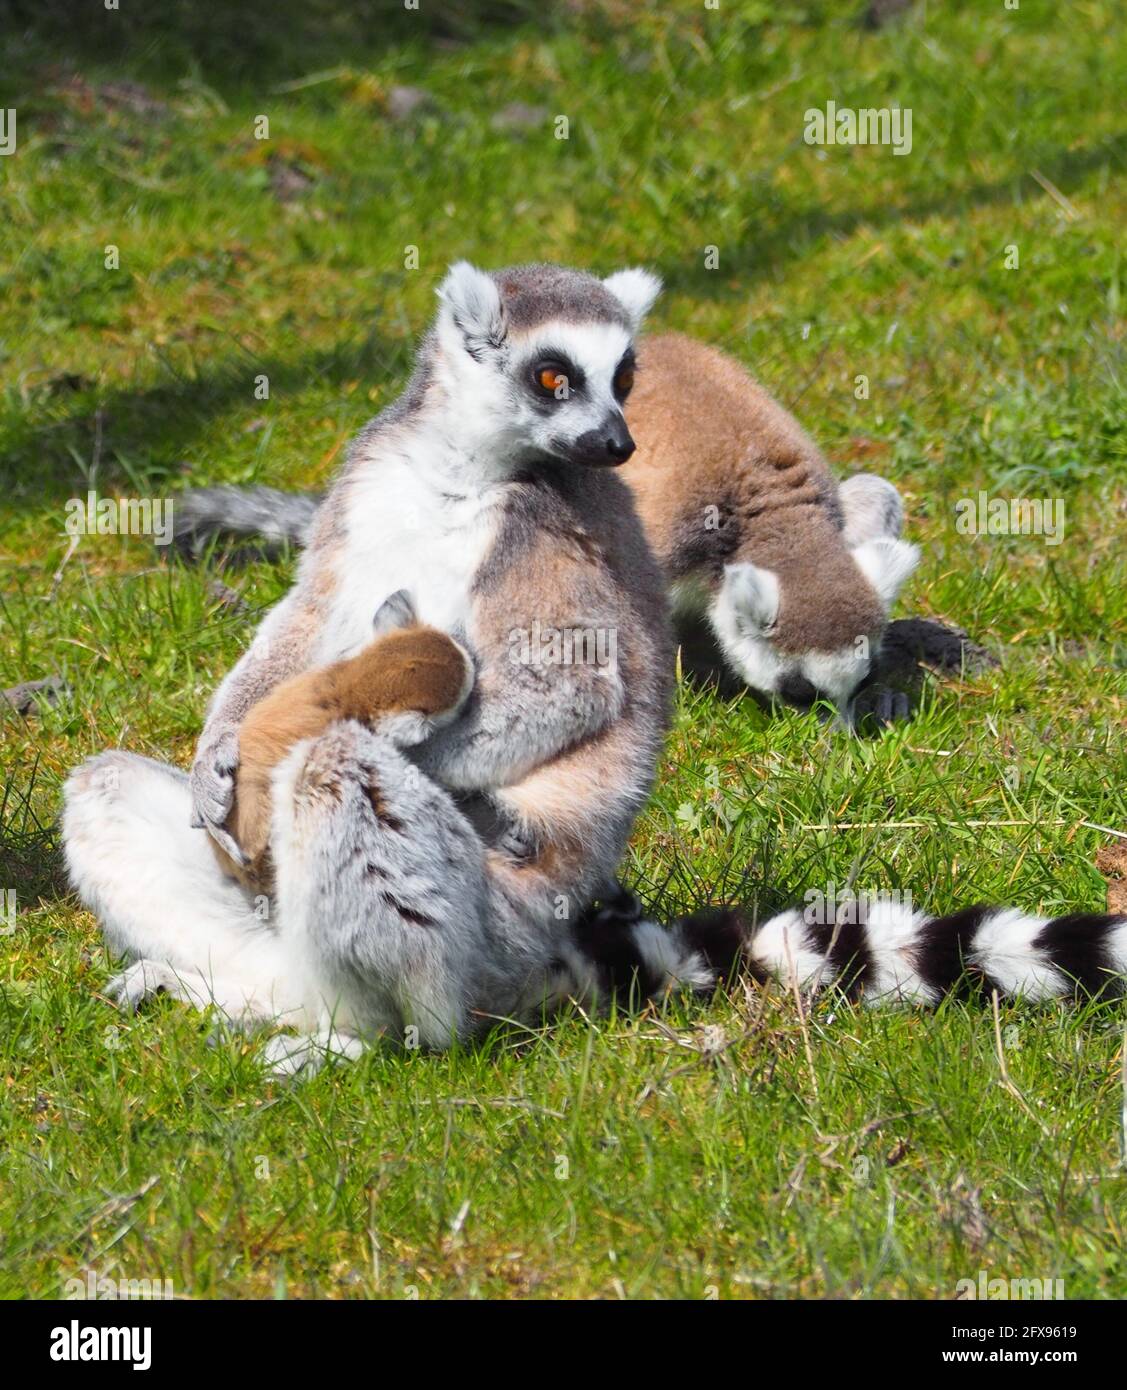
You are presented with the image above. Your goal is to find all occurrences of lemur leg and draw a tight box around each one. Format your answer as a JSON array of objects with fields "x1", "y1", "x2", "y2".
[
  {"x1": 268, "y1": 720, "x2": 519, "y2": 1053},
  {"x1": 63, "y1": 751, "x2": 306, "y2": 1028}
]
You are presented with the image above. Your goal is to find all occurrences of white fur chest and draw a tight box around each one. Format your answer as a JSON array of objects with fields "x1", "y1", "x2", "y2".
[{"x1": 311, "y1": 461, "x2": 502, "y2": 663}]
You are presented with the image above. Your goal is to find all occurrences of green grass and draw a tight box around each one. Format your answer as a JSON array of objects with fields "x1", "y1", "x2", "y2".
[{"x1": 2, "y1": 0, "x2": 1126, "y2": 1299}]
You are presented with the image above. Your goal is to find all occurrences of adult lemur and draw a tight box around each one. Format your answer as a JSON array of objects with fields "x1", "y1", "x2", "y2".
[
  {"x1": 64, "y1": 263, "x2": 1127, "y2": 1073},
  {"x1": 65, "y1": 262, "x2": 692, "y2": 1071},
  {"x1": 172, "y1": 336, "x2": 918, "y2": 716}
]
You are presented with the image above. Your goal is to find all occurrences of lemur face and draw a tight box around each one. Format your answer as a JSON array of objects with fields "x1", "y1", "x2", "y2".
[
  {"x1": 434, "y1": 261, "x2": 661, "y2": 470},
  {"x1": 712, "y1": 513, "x2": 919, "y2": 718},
  {"x1": 513, "y1": 324, "x2": 637, "y2": 467},
  {"x1": 711, "y1": 564, "x2": 875, "y2": 712}
]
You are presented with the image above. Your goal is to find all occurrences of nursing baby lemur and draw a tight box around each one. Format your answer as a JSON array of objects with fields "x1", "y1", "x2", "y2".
[
  {"x1": 64, "y1": 263, "x2": 1127, "y2": 1072},
  {"x1": 211, "y1": 592, "x2": 472, "y2": 890},
  {"x1": 173, "y1": 336, "x2": 918, "y2": 715}
]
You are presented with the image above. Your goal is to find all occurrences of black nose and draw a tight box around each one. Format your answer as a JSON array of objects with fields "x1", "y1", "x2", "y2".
[
  {"x1": 605, "y1": 427, "x2": 635, "y2": 462},
  {"x1": 778, "y1": 673, "x2": 819, "y2": 708},
  {"x1": 568, "y1": 420, "x2": 636, "y2": 467}
]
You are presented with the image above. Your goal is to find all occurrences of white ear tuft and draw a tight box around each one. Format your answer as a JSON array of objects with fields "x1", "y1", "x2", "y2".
[
  {"x1": 839, "y1": 473, "x2": 905, "y2": 545},
  {"x1": 436, "y1": 261, "x2": 506, "y2": 354},
  {"x1": 722, "y1": 562, "x2": 780, "y2": 633},
  {"x1": 602, "y1": 268, "x2": 662, "y2": 332},
  {"x1": 852, "y1": 537, "x2": 919, "y2": 607}
]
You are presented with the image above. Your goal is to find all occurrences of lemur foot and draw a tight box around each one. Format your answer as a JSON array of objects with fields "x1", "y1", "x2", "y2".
[
  {"x1": 261, "y1": 1029, "x2": 367, "y2": 1078},
  {"x1": 104, "y1": 959, "x2": 178, "y2": 1012},
  {"x1": 190, "y1": 725, "x2": 247, "y2": 865}
]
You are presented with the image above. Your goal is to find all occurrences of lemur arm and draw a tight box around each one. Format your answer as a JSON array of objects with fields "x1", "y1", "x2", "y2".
[
  {"x1": 414, "y1": 533, "x2": 635, "y2": 792},
  {"x1": 484, "y1": 713, "x2": 655, "y2": 912},
  {"x1": 414, "y1": 638, "x2": 625, "y2": 793},
  {"x1": 190, "y1": 589, "x2": 321, "y2": 860}
]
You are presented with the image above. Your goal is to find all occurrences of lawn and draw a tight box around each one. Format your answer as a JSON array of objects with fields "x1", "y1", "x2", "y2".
[{"x1": 1, "y1": 0, "x2": 1125, "y2": 1300}]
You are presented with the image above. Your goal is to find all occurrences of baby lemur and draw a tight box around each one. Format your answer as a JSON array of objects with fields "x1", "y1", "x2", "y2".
[
  {"x1": 65, "y1": 263, "x2": 1126, "y2": 1073},
  {"x1": 212, "y1": 593, "x2": 472, "y2": 890},
  {"x1": 173, "y1": 336, "x2": 918, "y2": 716}
]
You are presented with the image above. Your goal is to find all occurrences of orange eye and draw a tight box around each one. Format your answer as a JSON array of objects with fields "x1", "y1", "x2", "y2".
[
  {"x1": 538, "y1": 366, "x2": 566, "y2": 393},
  {"x1": 614, "y1": 364, "x2": 635, "y2": 396}
]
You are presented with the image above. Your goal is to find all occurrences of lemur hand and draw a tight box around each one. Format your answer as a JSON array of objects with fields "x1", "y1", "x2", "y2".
[
  {"x1": 372, "y1": 588, "x2": 418, "y2": 637},
  {"x1": 190, "y1": 725, "x2": 247, "y2": 865},
  {"x1": 492, "y1": 807, "x2": 540, "y2": 864},
  {"x1": 848, "y1": 682, "x2": 912, "y2": 732}
]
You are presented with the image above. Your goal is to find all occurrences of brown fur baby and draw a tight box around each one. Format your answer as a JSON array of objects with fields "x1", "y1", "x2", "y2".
[{"x1": 212, "y1": 610, "x2": 471, "y2": 889}]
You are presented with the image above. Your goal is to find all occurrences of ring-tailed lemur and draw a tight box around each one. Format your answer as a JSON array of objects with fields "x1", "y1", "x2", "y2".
[
  {"x1": 65, "y1": 261, "x2": 687, "y2": 1071},
  {"x1": 170, "y1": 337, "x2": 917, "y2": 717},
  {"x1": 64, "y1": 262, "x2": 1126, "y2": 1074},
  {"x1": 621, "y1": 333, "x2": 917, "y2": 715}
]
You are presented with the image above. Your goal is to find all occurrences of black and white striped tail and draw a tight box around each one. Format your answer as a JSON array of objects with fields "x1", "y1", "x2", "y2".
[
  {"x1": 744, "y1": 902, "x2": 1127, "y2": 1003},
  {"x1": 568, "y1": 888, "x2": 1127, "y2": 1008}
]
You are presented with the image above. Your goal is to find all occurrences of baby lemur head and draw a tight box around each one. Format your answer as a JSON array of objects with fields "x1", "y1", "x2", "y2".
[
  {"x1": 432, "y1": 260, "x2": 661, "y2": 470},
  {"x1": 713, "y1": 474, "x2": 919, "y2": 715}
]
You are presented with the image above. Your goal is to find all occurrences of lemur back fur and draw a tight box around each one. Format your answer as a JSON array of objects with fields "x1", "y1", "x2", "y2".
[{"x1": 65, "y1": 264, "x2": 1126, "y2": 1074}]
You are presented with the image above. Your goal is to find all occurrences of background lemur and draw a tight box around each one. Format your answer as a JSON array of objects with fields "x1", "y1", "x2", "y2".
[
  {"x1": 622, "y1": 333, "x2": 917, "y2": 714},
  {"x1": 171, "y1": 335, "x2": 918, "y2": 716},
  {"x1": 64, "y1": 262, "x2": 1127, "y2": 1073}
]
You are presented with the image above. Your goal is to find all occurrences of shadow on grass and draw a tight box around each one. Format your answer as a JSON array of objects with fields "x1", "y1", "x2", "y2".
[
  {"x1": 0, "y1": 753, "x2": 68, "y2": 907},
  {"x1": 656, "y1": 131, "x2": 1127, "y2": 298},
  {"x1": 1, "y1": 0, "x2": 570, "y2": 92},
  {"x1": 0, "y1": 328, "x2": 417, "y2": 508},
  {"x1": 8, "y1": 129, "x2": 1122, "y2": 515}
]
